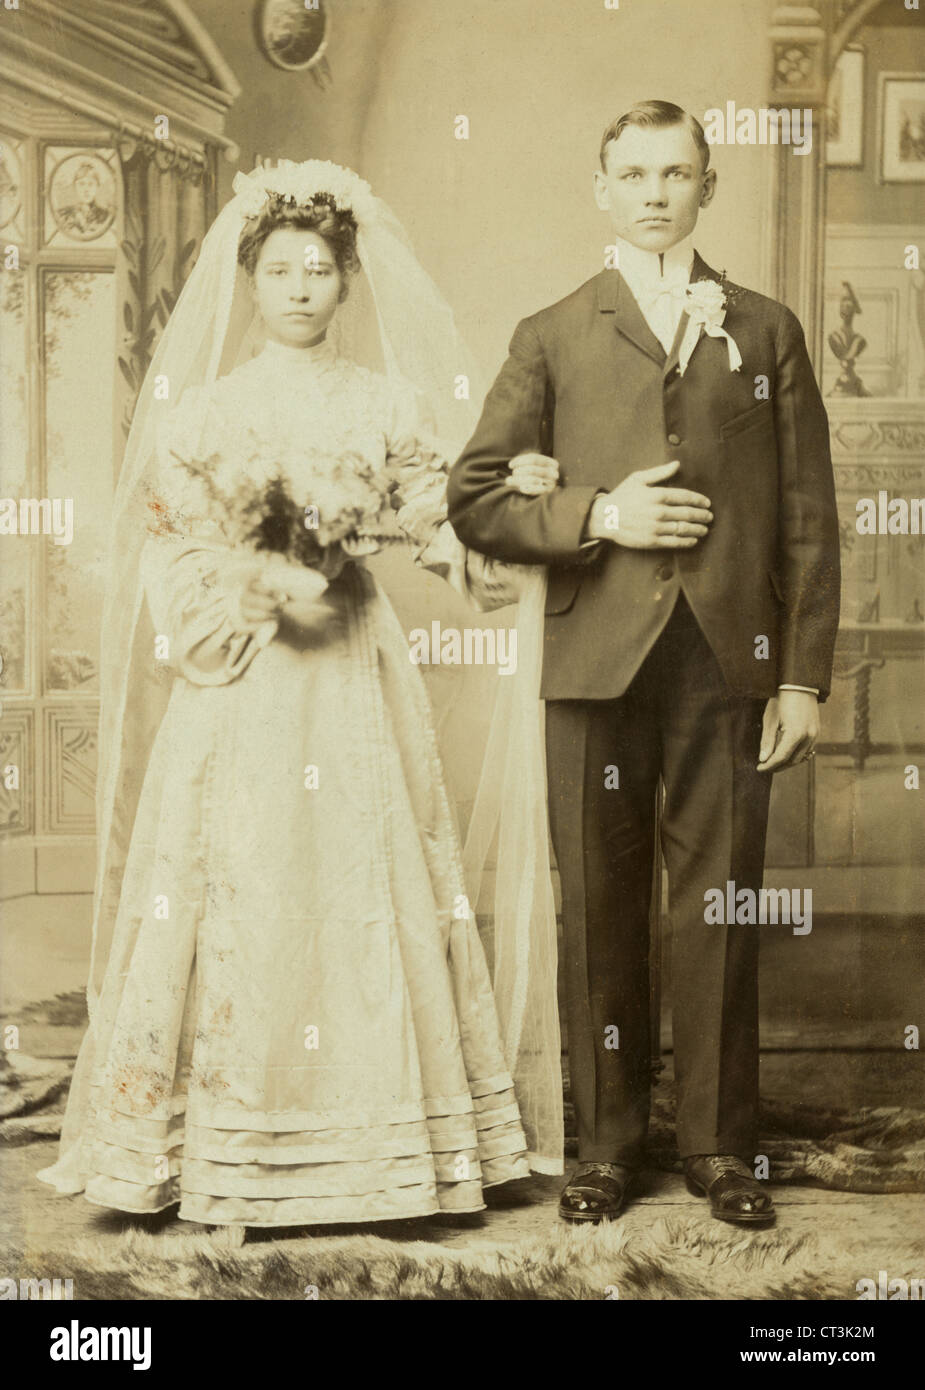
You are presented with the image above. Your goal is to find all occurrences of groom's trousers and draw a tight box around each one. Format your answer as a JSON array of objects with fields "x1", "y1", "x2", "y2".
[{"x1": 545, "y1": 591, "x2": 772, "y2": 1165}]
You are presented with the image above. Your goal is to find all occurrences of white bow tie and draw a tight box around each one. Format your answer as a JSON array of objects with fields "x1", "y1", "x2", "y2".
[
  {"x1": 641, "y1": 275, "x2": 689, "y2": 308},
  {"x1": 648, "y1": 286, "x2": 688, "y2": 314},
  {"x1": 633, "y1": 275, "x2": 690, "y2": 355}
]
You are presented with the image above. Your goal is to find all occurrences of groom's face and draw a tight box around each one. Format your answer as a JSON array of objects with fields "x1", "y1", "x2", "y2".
[{"x1": 594, "y1": 123, "x2": 716, "y2": 253}]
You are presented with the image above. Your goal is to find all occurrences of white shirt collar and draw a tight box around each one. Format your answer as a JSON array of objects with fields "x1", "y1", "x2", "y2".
[{"x1": 614, "y1": 232, "x2": 695, "y2": 295}]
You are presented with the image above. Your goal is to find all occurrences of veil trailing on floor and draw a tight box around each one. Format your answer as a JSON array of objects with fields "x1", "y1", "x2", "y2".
[{"x1": 38, "y1": 160, "x2": 563, "y2": 1191}]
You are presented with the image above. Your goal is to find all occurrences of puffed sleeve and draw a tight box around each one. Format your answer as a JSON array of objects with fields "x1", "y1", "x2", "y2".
[
  {"x1": 385, "y1": 378, "x2": 452, "y2": 559},
  {"x1": 385, "y1": 379, "x2": 526, "y2": 611},
  {"x1": 140, "y1": 386, "x2": 278, "y2": 686}
]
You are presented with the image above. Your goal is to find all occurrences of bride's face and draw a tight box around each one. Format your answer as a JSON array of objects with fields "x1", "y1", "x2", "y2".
[{"x1": 251, "y1": 228, "x2": 344, "y2": 348}]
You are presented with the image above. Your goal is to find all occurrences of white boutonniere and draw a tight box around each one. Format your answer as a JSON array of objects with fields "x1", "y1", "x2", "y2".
[{"x1": 678, "y1": 278, "x2": 743, "y2": 377}]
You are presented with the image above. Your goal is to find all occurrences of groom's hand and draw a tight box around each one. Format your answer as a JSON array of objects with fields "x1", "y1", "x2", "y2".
[
  {"x1": 585, "y1": 460, "x2": 713, "y2": 548},
  {"x1": 758, "y1": 690, "x2": 820, "y2": 773}
]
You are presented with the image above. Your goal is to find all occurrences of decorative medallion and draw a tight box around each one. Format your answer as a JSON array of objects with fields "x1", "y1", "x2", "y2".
[
  {"x1": 255, "y1": 0, "x2": 331, "y2": 83},
  {"x1": 47, "y1": 150, "x2": 117, "y2": 243}
]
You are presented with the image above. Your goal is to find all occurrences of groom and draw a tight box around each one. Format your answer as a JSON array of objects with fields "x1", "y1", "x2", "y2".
[{"x1": 448, "y1": 101, "x2": 840, "y2": 1225}]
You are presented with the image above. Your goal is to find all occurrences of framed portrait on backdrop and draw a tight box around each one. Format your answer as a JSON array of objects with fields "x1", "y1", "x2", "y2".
[
  {"x1": 254, "y1": 0, "x2": 329, "y2": 72},
  {"x1": 826, "y1": 46, "x2": 864, "y2": 167},
  {"x1": 879, "y1": 73, "x2": 925, "y2": 183}
]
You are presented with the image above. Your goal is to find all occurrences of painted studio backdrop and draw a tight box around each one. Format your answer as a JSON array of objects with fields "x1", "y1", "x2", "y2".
[{"x1": 1, "y1": 0, "x2": 923, "y2": 1067}]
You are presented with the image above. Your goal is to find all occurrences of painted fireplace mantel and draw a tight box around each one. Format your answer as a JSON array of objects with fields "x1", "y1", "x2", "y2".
[{"x1": 1, "y1": 0, "x2": 241, "y2": 171}]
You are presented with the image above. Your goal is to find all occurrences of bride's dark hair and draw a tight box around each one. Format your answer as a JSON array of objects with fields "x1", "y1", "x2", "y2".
[{"x1": 237, "y1": 192, "x2": 360, "y2": 283}]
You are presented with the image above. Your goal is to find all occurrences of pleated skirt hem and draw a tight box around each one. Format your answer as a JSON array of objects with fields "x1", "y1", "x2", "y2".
[{"x1": 78, "y1": 1082, "x2": 531, "y2": 1227}]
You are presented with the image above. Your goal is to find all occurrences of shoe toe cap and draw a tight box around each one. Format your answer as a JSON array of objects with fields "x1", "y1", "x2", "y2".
[
  {"x1": 720, "y1": 1189, "x2": 774, "y2": 1216},
  {"x1": 561, "y1": 1191, "x2": 606, "y2": 1214}
]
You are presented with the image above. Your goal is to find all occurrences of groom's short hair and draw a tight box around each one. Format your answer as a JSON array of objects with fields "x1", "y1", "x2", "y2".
[{"x1": 600, "y1": 101, "x2": 710, "y2": 173}]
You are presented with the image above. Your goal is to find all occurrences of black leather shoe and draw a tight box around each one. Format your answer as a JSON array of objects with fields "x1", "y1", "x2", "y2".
[
  {"x1": 684, "y1": 1154, "x2": 775, "y2": 1226},
  {"x1": 559, "y1": 1161, "x2": 635, "y2": 1224}
]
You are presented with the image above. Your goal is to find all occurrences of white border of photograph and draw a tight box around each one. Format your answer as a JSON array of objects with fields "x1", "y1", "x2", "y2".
[
  {"x1": 878, "y1": 73, "x2": 925, "y2": 184},
  {"x1": 826, "y1": 46, "x2": 864, "y2": 168}
]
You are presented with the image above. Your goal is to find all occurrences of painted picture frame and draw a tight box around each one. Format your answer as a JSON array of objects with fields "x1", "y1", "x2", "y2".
[
  {"x1": 879, "y1": 73, "x2": 925, "y2": 184},
  {"x1": 46, "y1": 149, "x2": 117, "y2": 244},
  {"x1": 826, "y1": 46, "x2": 864, "y2": 167},
  {"x1": 255, "y1": 0, "x2": 330, "y2": 74}
]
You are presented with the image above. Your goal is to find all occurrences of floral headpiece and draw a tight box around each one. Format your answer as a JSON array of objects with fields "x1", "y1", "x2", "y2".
[{"x1": 231, "y1": 159, "x2": 376, "y2": 224}]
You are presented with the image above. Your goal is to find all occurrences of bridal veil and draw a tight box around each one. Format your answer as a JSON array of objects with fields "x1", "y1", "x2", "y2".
[{"x1": 39, "y1": 160, "x2": 563, "y2": 1190}]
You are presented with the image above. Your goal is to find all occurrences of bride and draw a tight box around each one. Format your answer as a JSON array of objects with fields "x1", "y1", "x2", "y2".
[{"x1": 38, "y1": 161, "x2": 562, "y2": 1228}]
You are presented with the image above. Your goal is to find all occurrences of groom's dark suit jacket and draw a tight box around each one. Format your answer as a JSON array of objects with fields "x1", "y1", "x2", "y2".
[{"x1": 447, "y1": 254, "x2": 841, "y2": 702}]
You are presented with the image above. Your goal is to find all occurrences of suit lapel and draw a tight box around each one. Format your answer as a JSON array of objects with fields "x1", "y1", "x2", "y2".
[
  {"x1": 597, "y1": 269, "x2": 665, "y2": 368},
  {"x1": 690, "y1": 250, "x2": 723, "y2": 286},
  {"x1": 663, "y1": 307, "x2": 691, "y2": 379},
  {"x1": 597, "y1": 252, "x2": 725, "y2": 374}
]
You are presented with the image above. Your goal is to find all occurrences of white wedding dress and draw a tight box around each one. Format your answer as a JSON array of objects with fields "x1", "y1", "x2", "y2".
[{"x1": 63, "y1": 336, "x2": 530, "y2": 1226}]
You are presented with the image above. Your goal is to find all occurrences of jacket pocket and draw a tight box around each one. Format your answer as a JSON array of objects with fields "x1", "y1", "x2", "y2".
[
  {"x1": 544, "y1": 570, "x2": 584, "y2": 615},
  {"x1": 720, "y1": 397, "x2": 774, "y2": 440}
]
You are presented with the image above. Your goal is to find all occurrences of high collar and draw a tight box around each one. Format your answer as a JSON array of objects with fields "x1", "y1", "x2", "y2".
[
  {"x1": 612, "y1": 231, "x2": 695, "y2": 292},
  {"x1": 597, "y1": 248, "x2": 721, "y2": 313},
  {"x1": 258, "y1": 335, "x2": 337, "y2": 369}
]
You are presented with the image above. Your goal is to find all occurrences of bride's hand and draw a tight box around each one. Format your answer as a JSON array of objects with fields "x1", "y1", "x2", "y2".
[
  {"x1": 508, "y1": 451, "x2": 560, "y2": 495},
  {"x1": 230, "y1": 562, "x2": 344, "y2": 637},
  {"x1": 278, "y1": 590, "x2": 347, "y2": 636},
  {"x1": 237, "y1": 574, "x2": 286, "y2": 626}
]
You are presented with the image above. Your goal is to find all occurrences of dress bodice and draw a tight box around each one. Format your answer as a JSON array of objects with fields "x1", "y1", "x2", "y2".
[
  {"x1": 154, "y1": 338, "x2": 455, "y2": 569},
  {"x1": 162, "y1": 337, "x2": 441, "y2": 501}
]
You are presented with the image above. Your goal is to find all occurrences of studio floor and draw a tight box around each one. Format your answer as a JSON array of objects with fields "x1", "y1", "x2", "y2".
[{"x1": 1, "y1": 894, "x2": 923, "y2": 1300}]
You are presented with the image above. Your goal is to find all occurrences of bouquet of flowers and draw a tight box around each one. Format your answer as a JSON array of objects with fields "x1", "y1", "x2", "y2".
[{"x1": 162, "y1": 439, "x2": 401, "y2": 601}]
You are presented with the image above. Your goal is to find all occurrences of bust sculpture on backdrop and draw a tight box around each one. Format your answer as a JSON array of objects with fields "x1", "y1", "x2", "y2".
[{"x1": 828, "y1": 280, "x2": 871, "y2": 397}]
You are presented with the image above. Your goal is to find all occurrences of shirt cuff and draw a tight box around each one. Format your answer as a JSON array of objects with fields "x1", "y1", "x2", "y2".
[
  {"x1": 580, "y1": 489, "x2": 609, "y2": 545},
  {"x1": 778, "y1": 684, "x2": 819, "y2": 695}
]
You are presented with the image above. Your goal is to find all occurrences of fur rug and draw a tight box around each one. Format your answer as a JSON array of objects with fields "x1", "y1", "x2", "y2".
[
  {"x1": 4, "y1": 992, "x2": 924, "y2": 1193},
  {"x1": 0, "y1": 1049, "x2": 71, "y2": 1124},
  {"x1": 4, "y1": 1203, "x2": 924, "y2": 1301},
  {"x1": 623, "y1": 1094, "x2": 925, "y2": 1193}
]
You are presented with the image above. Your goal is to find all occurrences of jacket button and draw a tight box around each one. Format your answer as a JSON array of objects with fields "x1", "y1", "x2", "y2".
[
  {"x1": 667, "y1": 432, "x2": 682, "y2": 446},
  {"x1": 656, "y1": 563, "x2": 673, "y2": 582}
]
